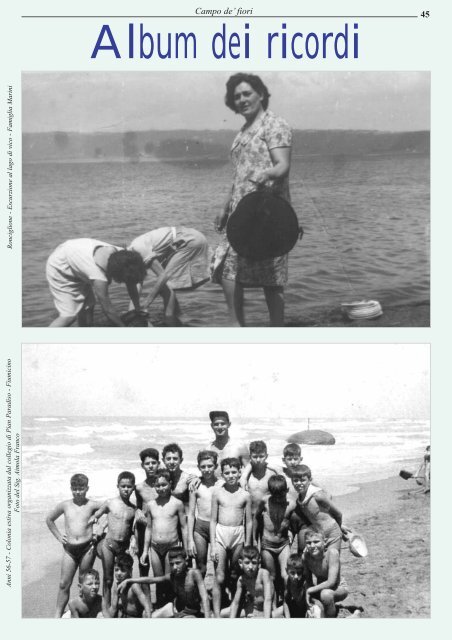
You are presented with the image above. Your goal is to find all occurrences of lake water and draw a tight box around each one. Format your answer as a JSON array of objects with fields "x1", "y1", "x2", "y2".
[{"x1": 22, "y1": 153, "x2": 429, "y2": 326}]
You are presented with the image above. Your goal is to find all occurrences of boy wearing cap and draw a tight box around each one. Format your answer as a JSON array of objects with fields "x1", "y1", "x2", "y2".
[{"x1": 208, "y1": 411, "x2": 249, "y2": 472}]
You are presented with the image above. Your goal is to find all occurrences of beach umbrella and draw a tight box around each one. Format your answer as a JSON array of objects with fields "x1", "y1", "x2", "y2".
[{"x1": 287, "y1": 429, "x2": 335, "y2": 445}]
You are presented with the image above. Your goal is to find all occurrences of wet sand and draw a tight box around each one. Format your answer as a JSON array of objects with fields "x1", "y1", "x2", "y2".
[{"x1": 22, "y1": 475, "x2": 430, "y2": 618}]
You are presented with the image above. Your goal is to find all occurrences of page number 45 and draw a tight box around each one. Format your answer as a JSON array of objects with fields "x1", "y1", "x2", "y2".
[{"x1": 420, "y1": 11, "x2": 430, "y2": 18}]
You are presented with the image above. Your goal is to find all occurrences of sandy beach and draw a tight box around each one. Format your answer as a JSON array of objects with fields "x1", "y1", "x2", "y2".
[{"x1": 22, "y1": 473, "x2": 430, "y2": 618}]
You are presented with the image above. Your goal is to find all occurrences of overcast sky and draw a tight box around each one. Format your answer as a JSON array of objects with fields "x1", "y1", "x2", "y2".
[
  {"x1": 22, "y1": 344, "x2": 429, "y2": 420},
  {"x1": 22, "y1": 71, "x2": 430, "y2": 133}
]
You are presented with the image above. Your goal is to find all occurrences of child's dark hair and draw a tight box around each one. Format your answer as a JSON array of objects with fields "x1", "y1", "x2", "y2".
[
  {"x1": 115, "y1": 553, "x2": 134, "y2": 571},
  {"x1": 240, "y1": 546, "x2": 260, "y2": 562},
  {"x1": 197, "y1": 449, "x2": 218, "y2": 466},
  {"x1": 117, "y1": 471, "x2": 135, "y2": 484},
  {"x1": 268, "y1": 474, "x2": 288, "y2": 497},
  {"x1": 106, "y1": 250, "x2": 146, "y2": 284},
  {"x1": 283, "y1": 443, "x2": 302, "y2": 457},
  {"x1": 221, "y1": 457, "x2": 241, "y2": 472},
  {"x1": 139, "y1": 447, "x2": 159, "y2": 463},
  {"x1": 168, "y1": 547, "x2": 187, "y2": 561},
  {"x1": 162, "y1": 442, "x2": 183, "y2": 460},
  {"x1": 79, "y1": 569, "x2": 100, "y2": 584},
  {"x1": 156, "y1": 469, "x2": 172, "y2": 483},
  {"x1": 249, "y1": 440, "x2": 267, "y2": 455},
  {"x1": 286, "y1": 553, "x2": 303, "y2": 571},
  {"x1": 290, "y1": 464, "x2": 312, "y2": 480},
  {"x1": 70, "y1": 473, "x2": 88, "y2": 486}
]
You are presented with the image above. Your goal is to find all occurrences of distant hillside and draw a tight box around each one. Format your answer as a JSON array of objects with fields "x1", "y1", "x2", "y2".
[{"x1": 22, "y1": 129, "x2": 429, "y2": 163}]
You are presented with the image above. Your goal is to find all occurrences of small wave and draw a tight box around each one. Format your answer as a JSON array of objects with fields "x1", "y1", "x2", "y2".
[
  {"x1": 34, "y1": 417, "x2": 66, "y2": 422},
  {"x1": 23, "y1": 443, "x2": 93, "y2": 457}
]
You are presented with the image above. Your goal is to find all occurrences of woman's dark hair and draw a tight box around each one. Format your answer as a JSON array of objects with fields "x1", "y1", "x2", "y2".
[
  {"x1": 225, "y1": 73, "x2": 270, "y2": 112},
  {"x1": 106, "y1": 250, "x2": 146, "y2": 284}
]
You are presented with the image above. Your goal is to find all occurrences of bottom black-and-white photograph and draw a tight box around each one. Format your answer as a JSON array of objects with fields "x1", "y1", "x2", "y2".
[{"x1": 22, "y1": 343, "x2": 430, "y2": 619}]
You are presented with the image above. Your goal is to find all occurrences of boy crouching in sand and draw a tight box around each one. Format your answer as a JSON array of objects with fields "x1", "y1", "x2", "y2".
[
  {"x1": 228, "y1": 546, "x2": 274, "y2": 618},
  {"x1": 303, "y1": 528, "x2": 348, "y2": 618},
  {"x1": 118, "y1": 547, "x2": 211, "y2": 618},
  {"x1": 108, "y1": 554, "x2": 152, "y2": 618},
  {"x1": 66, "y1": 569, "x2": 104, "y2": 618},
  {"x1": 210, "y1": 457, "x2": 252, "y2": 617},
  {"x1": 89, "y1": 471, "x2": 137, "y2": 607},
  {"x1": 46, "y1": 473, "x2": 103, "y2": 617},
  {"x1": 276, "y1": 553, "x2": 307, "y2": 618}
]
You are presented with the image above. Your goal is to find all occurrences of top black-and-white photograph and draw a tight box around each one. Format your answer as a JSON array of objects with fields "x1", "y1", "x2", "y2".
[{"x1": 22, "y1": 71, "x2": 430, "y2": 327}]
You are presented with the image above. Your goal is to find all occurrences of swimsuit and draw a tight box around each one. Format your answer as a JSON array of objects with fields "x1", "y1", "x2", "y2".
[
  {"x1": 63, "y1": 539, "x2": 95, "y2": 563},
  {"x1": 194, "y1": 518, "x2": 210, "y2": 543},
  {"x1": 285, "y1": 592, "x2": 307, "y2": 618},
  {"x1": 261, "y1": 537, "x2": 290, "y2": 555},
  {"x1": 151, "y1": 538, "x2": 181, "y2": 559},
  {"x1": 215, "y1": 523, "x2": 244, "y2": 551},
  {"x1": 104, "y1": 537, "x2": 130, "y2": 555}
]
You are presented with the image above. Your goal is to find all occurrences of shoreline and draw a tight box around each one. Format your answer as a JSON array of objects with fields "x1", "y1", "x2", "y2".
[{"x1": 22, "y1": 473, "x2": 430, "y2": 618}]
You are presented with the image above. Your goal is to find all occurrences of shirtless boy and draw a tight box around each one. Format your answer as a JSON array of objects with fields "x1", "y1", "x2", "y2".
[
  {"x1": 135, "y1": 448, "x2": 159, "y2": 576},
  {"x1": 187, "y1": 450, "x2": 221, "y2": 575},
  {"x1": 245, "y1": 441, "x2": 276, "y2": 538},
  {"x1": 279, "y1": 553, "x2": 308, "y2": 618},
  {"x1": 67, "y1": 569, "x2": 104, "y2": 618},
  {"x1": 208, "y1": 411, "x2": 249, "y2": 473},
  {"x1": 228, "y1": 546, "x2": 274, "y2": 618},
  {"x1": 255, "y1": 475, "x2": 294, "y2": 599},
  {"x1": 90, "y1": 471, "x2": 136, "y2": 606},
  {"x1": 141, "y1": 469, "x2": 188, "y2": 606},
  {"x1": 46, "y1": 473, "x2": 102, "y2": 617},
  {"x1": 210, "y1": 457, "x2": 252, "y2": 617},
  {"x1": 162, "y1": 443, "x2": 196, "y2": 506},
  {"x1": 118, "y1": 547, "x2": 211, "y2": 618},
  {"x1": 303, "y1": 528, "x2": 348, "y2": 617},
  {"x1": 289, "y1": 465, "x2": 348, "y2": 552},
  {"x1": 108, "y1": 553, "x2": 152, "y2": 618}
]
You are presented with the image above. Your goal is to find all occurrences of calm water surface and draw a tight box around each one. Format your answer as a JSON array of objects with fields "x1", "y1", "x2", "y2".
[{"x1": 22, "y1": 154, "x2": 429, "y2": 326}]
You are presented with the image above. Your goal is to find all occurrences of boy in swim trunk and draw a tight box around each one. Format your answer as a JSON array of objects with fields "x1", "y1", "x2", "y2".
[
  {"x1": 187, "y1": 450, "x2": 222, "y2": 576},
  {"x1": 303, "y1": 528, "x2": 348, "y2": 617},
  {"x1": 254, "y1": 475, "x2": 295, "y2": 601},
  {"x1": 135, "y1": 448, "x2": 160, "y2": 577},
  {"x1": 243, "y1": 440, "x2": 276, "y2": 542},
  {"x1": 228, "y1": 546, "x2": 274, "y2": 618},
  {"x1": 89, "y1": 471, "x2": 137, "y2": 607},
  {"x1": 107, "y1": 554, "x2": 152, "y2": 618},
  {"x1": 46, "y1": 473, "x2": 103, "y2": 617},
  {"x1": 210, "y1": 457, "x2": 252, "y2": 617},
  {"x1": 141, "y1": 469, "x2": 188, "y2": 607},
  {"x1": 288, "y1": 465, "x2": 349, "y2": 552},
  {"x1": 66, "y1": 569, "x2": 104, "y2": 618}
]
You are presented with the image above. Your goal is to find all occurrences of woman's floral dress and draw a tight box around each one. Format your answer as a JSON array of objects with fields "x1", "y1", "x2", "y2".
[{"x1": 212, "y1": 109, "x2": 292, "y2": 287}]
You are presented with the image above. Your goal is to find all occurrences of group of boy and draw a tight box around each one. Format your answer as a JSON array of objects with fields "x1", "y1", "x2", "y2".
[{"x1": 46, "y1": 410, "x2": 350, "y2": 619}]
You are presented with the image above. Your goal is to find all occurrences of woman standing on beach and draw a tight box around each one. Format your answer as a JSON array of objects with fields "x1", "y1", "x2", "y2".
[
  {"x1": 46, "y1": 238, "x2": 146, "y2": 327},
  {"x1": 212, "y1": 73, "x2": 299, "y2": 327},
  {"x1": 128, "y1": 226, "x2": 210, "y2": 326}
]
